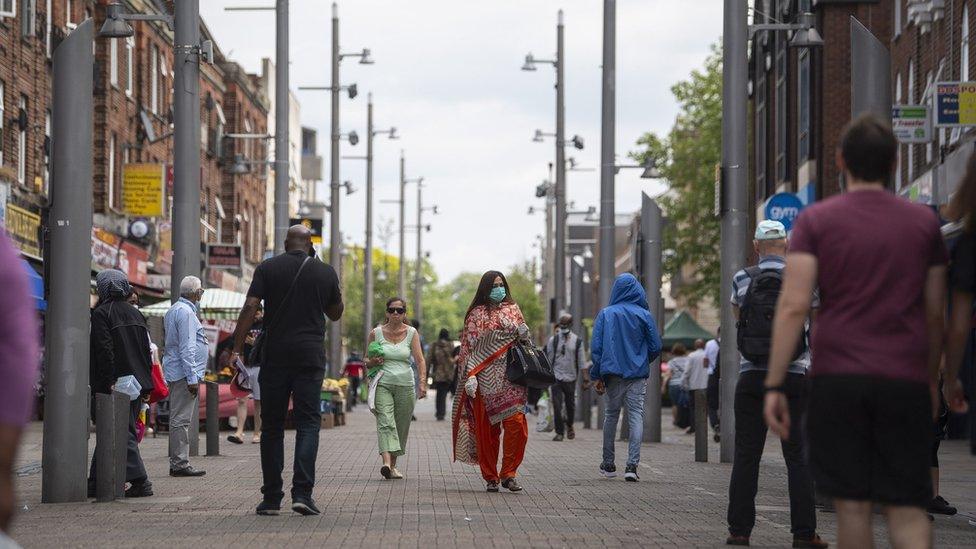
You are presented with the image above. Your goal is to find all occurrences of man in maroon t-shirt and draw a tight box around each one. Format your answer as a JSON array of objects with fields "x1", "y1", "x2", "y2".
[{"x1": 762, "y1": 114, "x2": 947, "y2": 548}]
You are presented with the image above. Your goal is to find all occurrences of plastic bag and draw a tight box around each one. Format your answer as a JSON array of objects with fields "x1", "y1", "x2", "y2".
[
  {"x1": 535, "y1": 394, "x2": 554, "y2": 433},
  {"x1": 135, "y1": 403, "x2": 149, "y2": 442},
  {"x1": 115, "y1": 375, "x2": 142, "y2": 401}
]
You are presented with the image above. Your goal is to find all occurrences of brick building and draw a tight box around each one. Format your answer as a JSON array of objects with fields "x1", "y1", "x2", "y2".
[{"x1": 1, "y1": 0, "x2": 270, "y2": 296}]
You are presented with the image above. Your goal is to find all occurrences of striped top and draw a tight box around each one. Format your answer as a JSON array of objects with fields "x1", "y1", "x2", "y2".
[{"x1": 730, "y1": 255, "x2": 817, "y2": 375}]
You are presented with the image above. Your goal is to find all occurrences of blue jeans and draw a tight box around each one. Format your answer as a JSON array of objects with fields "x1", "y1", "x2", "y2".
[{"x1": 602, "y1": 376, "x2": 647, "y2": 467}]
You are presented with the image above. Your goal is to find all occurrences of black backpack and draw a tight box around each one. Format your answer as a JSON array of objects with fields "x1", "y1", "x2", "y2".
[{"x1": 736, "y1": 266, "x2": 806, "y2": 364}]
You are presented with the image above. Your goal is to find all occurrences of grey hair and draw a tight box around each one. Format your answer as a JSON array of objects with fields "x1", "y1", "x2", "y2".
[{"x1": 179, "y1": 276, "x2": 203, "y2": 298}]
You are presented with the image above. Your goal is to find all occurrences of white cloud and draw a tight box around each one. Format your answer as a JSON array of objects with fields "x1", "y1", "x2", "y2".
[{"x1": 200, "y1": 0, "x2": 722, "y2": 280}]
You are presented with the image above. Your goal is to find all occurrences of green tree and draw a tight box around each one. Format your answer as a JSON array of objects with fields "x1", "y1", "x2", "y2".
[{"x1": 630, "y1": 44, "x2": 722, "y2": 307}]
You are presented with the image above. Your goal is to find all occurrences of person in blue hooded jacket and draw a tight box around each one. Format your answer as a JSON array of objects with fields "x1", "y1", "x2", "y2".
[{"x1": 590, "y1": 273, "x2": 662, "y2": 482}]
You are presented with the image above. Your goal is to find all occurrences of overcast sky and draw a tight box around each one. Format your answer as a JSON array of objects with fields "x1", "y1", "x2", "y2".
[{"x1": 200, "y1": 0, "x2": 724, "y2": 281}]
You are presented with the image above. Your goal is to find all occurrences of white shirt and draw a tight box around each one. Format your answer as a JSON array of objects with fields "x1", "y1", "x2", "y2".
[
  {"x1": 682, "y1": 349, "x2": 709, "y2": 391},
  {"x1": 704, "y1": 339, "x2": 720, "y2": 375}
]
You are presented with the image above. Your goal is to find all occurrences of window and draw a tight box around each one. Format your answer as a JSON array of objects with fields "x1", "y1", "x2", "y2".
[
  {"x1": 107, "y1": 133, "x2": 116, "y2": 209},
  {"x1": 110, "y1": 38, "x2": 119, "y2": 87},
  {"x1": 18, "y1": 95, "x2": 27, "y2": 185},
  {"x1": 963, "y1": 7, "x2": 970, "y2": 82},
  {"x1": 159, "y1": 56, "x2": 167, "y2": 112},
  {"x1": 908, "y1": 60, "x2": 915, "y2": 182},
  {"x1": 756, "y1": 71, "x2": 767, "y2": 198},
  {"x1": 150, "y1": 46, "x2": 159, "y2": 114},
  {"x1": 895, "y1": 72, "x2": 903, "y2": 190},
  {"x1": 0, "y1": 0, "x2": 14, "y2": 19},
  {"x1": 125, "y1": 36, "x2": 134, "y2": 96},
  {"x1": 43, "y1": 110, "x2": 50, "y2": 195},
  {"x1": 65, "y1": 0, "x2": 73, "y2": 28},
  {"x1": 895, "y1": 0, "x2": 902, "y2": 37},
  {"x1": 797, "y1": 50, "x2": 810, "y2": 162},
  {"x1": 775, "y1": 37, "x2": 787, "y2": 182},
  {"x1": 20, "y1": 0, "x2": 35, "y2": 38},
  {"x1": 45, "y1": 0, "x2": 51, "y2": 57},
  {"x1": 925, "y1": 70, "x2": 933, "y2": 164},
  {"x1": 0, "y1": 81, "x2": 4, "y2": 166}
]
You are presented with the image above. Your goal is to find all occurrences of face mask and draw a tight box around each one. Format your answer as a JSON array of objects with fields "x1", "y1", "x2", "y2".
[
  {"x1": 489, "y1": 286, "x2": 506, "y2": 303},
  {"x1": 560, "y1": 327, "x2": 571, "y2": 334}
]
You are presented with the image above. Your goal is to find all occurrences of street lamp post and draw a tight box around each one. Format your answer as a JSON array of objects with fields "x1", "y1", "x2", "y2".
[
  {"x1": 598, "y1": 0, "x2": 615, "y2": 309},
  {"x1": 396, "y1": 152, "x2": 422, "y2": 299},
  {"x1": 413, "y1": 188, "x2": 437, "y2": 328},
  {"x1": 523, "y1": 10, "x2": 569, "y2": 319}
]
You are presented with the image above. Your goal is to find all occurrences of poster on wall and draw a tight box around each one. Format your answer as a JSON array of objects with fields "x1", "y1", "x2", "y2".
[{"x1": 122, "y1": 163, "x2": 165, "y2": 217}]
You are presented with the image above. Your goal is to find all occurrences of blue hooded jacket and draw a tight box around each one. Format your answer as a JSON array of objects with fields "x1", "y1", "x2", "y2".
[{"x1": 589, "y1": 273, "x2": 662, "y2": 381}]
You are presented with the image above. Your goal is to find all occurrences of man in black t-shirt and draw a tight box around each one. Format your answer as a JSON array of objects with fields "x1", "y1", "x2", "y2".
[{"x1": 230, "y1": 225, "x2": 343, "y2": 517}]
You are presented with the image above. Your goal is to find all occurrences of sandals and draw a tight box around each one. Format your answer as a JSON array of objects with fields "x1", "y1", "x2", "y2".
[
  {"x1": 227, "y1": 435, "x2": 244, "y2": 445},
  {"x1": 251, "y1": 435, "x2": 261, "y2": 444},
  {"x1": 390, "y1": 467, "x2": 404, "y2": 480},
  {"x1": 380, "y1": 465, "x2": 392, "y2": 479}
]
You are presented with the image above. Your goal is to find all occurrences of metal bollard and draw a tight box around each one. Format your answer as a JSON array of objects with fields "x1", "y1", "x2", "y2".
[
  {"x1": 113, "y1": 392, "x2": 127, "y2": 499},
  {"x1": 581, "y1": 383, "x2": 593, "y2": 429},
  {"x1": 94, "y1": 391, "x2": 129, "y2": 502},
  {"x1": 189, "y1": 389, "x2": 200, "y2": 457},
  {"x1": 694, "y1": 390, "x2": 708, "y2": 462},
  {"x1": 205, "y1": 381, "x2": 219, "y2": 456}
]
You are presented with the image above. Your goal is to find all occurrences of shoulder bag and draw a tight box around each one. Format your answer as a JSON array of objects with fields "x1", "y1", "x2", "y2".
[{"x1": 248, "y1": 256, "x2": 311, "y2": 367}]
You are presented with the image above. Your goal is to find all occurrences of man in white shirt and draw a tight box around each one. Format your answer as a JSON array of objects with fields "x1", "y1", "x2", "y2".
[
  {"x1": 704, "y1": 332, "x2": 720, "y2": 441},
  {"x1": 682, "y1": 339, "x2": 708, "y2": 434}
]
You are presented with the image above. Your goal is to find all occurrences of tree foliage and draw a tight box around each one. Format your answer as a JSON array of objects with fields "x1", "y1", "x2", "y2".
[{"x1": 630, "y1": 44, "x2": 722, "y2": 307}]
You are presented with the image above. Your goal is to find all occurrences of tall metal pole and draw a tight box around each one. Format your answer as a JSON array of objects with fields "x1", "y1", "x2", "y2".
[
  {"x1": 273, "y1": 0, "x2": 289, "y2": 255},
  {"x1": 398, "y1": 151, "x2": 406, "y2": 298},
  {"x1": 171, "y1": 0, "x2": 201, "y2": 302},
  {"x1": 720, "y1": 0, "x2": 749, "y2": 463},
  {"x1": 364, "y1": 95, "x2": 374, "y2": 349},
  {"x1": 43, "y1": 18, "x2": 93, "y2": 503},
  {"x1": 598, "y1": 0, "x2": 616, "y2": 308},
  {"x1": 554, "y1": 10, "x2": 567, "y2": 316},
  {"x1": 414, "y1": 183, "x2": 423, "y2": 326},
  {"x1": 641, "y1": 193, "x2": 663, "y2": 443},
  {"x1": 328, "y1": 3, "x2": 342, "y2": 376}
]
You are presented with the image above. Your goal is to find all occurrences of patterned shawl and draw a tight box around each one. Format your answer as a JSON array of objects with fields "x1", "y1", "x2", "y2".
[{"x1": 452, "y1": 302, "x2": 529, "y2": 465}]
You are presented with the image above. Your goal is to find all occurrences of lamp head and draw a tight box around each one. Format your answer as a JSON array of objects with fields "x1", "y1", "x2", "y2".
[
  {"x1": 388, "y1": 127, "x2": 398, "y2": 140},
  {"x1": 521, "y1": 53, "x2": 537, "y2": 71},
  {"x1": 100, "y1": 3, "x2": 134, "y2": 38},
  {"x1": 640, "y1": 158, "x2": 662, "y2": 179},
  {"x1": 571, "y1": 135, "x2": 584, "y2": 150},
  {"x1": 359, "y1": 48, "x2": 374, "y2": 64},
  {"x1": 347, "y1": 83, "x2": 358, "y2": 99},
  {"x1": 789, "y1": 13, "x2": 823, "y2": 48},
  {"x1": 344, "y1": 181, "x2": 357, "y2": 195},
  {"x1": 229, "y1": 154, "x2": 249, "y2": 175},
  {"x1": 532, "y1": 129, "x2": 544, "y2": 143},
  {"x1": 348, "y1": 130, "x2": 359, "y2": 146}
]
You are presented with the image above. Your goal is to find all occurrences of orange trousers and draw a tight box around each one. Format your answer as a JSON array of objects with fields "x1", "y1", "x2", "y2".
[{"x1": 473, "y1": 395, "x2": 528, "y2": 482}]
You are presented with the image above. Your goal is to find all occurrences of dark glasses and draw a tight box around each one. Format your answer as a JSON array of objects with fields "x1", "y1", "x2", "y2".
[{"x1": 387, "y1": 307, "x2": 406, "y2": 314}]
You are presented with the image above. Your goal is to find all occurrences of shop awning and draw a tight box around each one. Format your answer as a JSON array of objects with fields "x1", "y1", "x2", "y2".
[
  {"x1": 22, "y1": 260, "x2": 46, "y2": 312},
  {"x1": 139, "y1": 288, "x2": 246, "y2": 319},
  {"x1": 661, "y1": 310, "x2": 713, "y2": 349}
]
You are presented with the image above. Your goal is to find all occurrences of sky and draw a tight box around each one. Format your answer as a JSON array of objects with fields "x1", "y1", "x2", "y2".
[{"x1": 199, "y1": 0, "x2": 724, "y2": 282}]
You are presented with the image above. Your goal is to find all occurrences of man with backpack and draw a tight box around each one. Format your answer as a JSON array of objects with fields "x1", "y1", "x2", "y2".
[
  {"x1": 726, "y1": 220, "x2": 826, "y2": 548},
  {"x1": 545, "y1": 313, "x2": 585, "y2": 441}
]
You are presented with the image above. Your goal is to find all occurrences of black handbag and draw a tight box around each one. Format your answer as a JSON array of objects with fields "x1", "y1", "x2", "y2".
[
  {"x1": 506, "y1": 340, "x2": 556, "y2": 389},
  {"x1": 248, "y1": 256, "x2": 311, "y2": 366}
]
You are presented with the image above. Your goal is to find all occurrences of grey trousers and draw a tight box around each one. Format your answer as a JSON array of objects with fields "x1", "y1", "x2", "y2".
[{"x1": 168, "y1": 378, "x2": 197, "y2": 471}]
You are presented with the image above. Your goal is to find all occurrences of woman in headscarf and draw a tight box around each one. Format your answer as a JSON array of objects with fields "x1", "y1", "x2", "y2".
[
  {"x1": 88, "y1": 269, "x2": 155, "y2": 498},
  {"x1": 452, "y1": 271, "x2": 531, "y2": 492}
]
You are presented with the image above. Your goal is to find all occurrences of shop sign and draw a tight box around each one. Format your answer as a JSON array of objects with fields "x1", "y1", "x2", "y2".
[
  {"x1": 936, "y1": 82, "x2": 976, "y2": 126},
  {"x1": 5, "y1": 204, "x2": 42, "y2": 257},
  {"x1": 91, "y1": 228, "x2": 121, "y2": 270},
  {"x1": 206, "y1": 244, "x2": 242, "y2": 269},
  {"x1": 122, "y1": 163, "x2": 165, "y2": 217},
  {"x1": 892, "y1": 105, "x2": 931, "y2": 143}
]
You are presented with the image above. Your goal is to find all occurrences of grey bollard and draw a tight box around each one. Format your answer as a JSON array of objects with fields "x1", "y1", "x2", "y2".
[
  {"x1": 94, "y1": 393, "x2": 117, "y2": 502},
  {"x1": 189, "y1": 389, "x2": 200, "y2": 457},
  {"x1": 205, "y1": 381, "x2": 219, "y2": 456},
  {"x1": 581, "y1": 383, "x2": 593, "y2": 429},
  {"x1": 694, "y1": 390, "x2": 708, "y2": 462},
  {"x1": 113, "y1": 392, "x2": 127, "y2": 499}
]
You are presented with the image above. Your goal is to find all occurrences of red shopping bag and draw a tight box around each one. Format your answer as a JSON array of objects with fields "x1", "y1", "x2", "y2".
[{"x1": 148, "y1": 362, "x2": 169, "y2": 403}]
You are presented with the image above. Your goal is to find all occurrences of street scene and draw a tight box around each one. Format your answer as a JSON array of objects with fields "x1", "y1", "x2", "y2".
[{"x1": 1, "y1": 0, "x2": 976, "y2": 548}]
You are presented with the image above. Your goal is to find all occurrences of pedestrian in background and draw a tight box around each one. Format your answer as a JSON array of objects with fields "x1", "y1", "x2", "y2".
[
  {"x1": 764, "y1": 115, "x2": 945, "y2": 548},
  {"x1": 366, "y1": 298, "x2": 427, "y2": 479},
  {"x1": 342, "y1": 352, "x2": 366, "y2": 410},
  {"x1": 590, "y1": 273, "x2": 662, "y2": 482},
  {"x1": 453, "y1": 271, "x2": 531, "y2": 493},
  {"x1": 89, "y1": 269, "x2": 155, "y2": 498},
  {"x1": 544, "y1": 312, "x2": 585, "y2": 442},
  {"x1": 0, "y1": 232, "x2": 41, "y2": 531},
  {"x1": 230, "y1": 225, "x2": 343, "y2": 517},
  {"x1": 704, "y1": 329, "x2": 721, "y2": 442},
  {"x1": 162, "y1": 276, "x2": 208, "y2": 478},
  {"x1": 726, "y1": 220, "x2": 823, "y2": 548},
  {"x1": 229, "y1": 308, "x2": 263, "y2": 445},
  {"x1": 427, "y1": 328, "x2": 456, "y2": 421},
  {"x1": 665, "y1": 344, "x2": 689, "y2": 429},
  {"x1": 681, "y1": 339, "x2": 709, "y2": 435}
]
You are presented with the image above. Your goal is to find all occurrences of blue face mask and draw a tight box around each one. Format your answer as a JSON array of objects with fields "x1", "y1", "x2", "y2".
[{"x1": 489, "y1": 286, "x2": 506, "y2": 303}]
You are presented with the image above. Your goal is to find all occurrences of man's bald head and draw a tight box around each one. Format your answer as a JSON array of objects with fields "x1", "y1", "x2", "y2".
[{"x1": 285, "y1": 224, "x2": 313, "y2": 253}]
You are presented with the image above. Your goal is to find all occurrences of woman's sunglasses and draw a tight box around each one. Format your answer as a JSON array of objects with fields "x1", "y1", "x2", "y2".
[{"x1": 387, "y1": 307, "x2": 406, "y2": 315}]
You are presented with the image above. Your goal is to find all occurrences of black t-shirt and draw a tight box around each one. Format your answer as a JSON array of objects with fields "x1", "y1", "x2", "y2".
[
  {"x1": 247, "y1": 250, "x2": 342, "y2": 368},
  {"x1": 950, "y1": 231, "x2": 976, "y2": 293}
]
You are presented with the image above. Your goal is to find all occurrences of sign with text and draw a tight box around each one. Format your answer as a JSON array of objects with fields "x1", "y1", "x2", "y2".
[
  {"x1": 122, "y1": 163, "x2": 165, "y2": 217},
  {"x1": 290, "y1": 217, "x2": 323, "y2": 245},
  {"x1": 206, "y1": 244, "x2": 243, "y2": 269},
  {"x1": 5, "y1": 204, "x2": 41, "y2": 257},
  {"x1": 892, "y1": 105, "x2": 931, "y2": 143},
  {"x1": 763, "y1": 192, "x2": 804, "y2": 232},
  {"x1": 935, "y1": 82, "x2": 976, "y2": 126}
]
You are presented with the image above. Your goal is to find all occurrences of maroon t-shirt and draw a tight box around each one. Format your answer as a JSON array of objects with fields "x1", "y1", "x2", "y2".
[{"x1": 789, "y1": 189, "x2": 947, "y2": 384}]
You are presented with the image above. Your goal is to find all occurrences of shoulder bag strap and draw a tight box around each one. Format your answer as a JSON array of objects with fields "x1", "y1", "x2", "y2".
[{"x1": 263, "y1": 256, "x2": 312, "y2": 335}]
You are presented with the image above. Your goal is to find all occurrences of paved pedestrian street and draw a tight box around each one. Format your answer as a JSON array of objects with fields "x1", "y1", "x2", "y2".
[{"x1": 10, "y1": 399, "x2": 976, "y2": 548}]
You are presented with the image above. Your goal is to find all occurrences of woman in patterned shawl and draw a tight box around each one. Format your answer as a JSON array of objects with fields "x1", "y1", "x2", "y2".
[{"x1": 452, "y1": 271, "x2": 530, "y2": 492}]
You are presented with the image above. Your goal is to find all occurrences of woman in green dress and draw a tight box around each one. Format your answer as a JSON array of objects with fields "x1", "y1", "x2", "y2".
[{"x1": 365, "y1": 297, "x2": 428, "y2": 479}]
